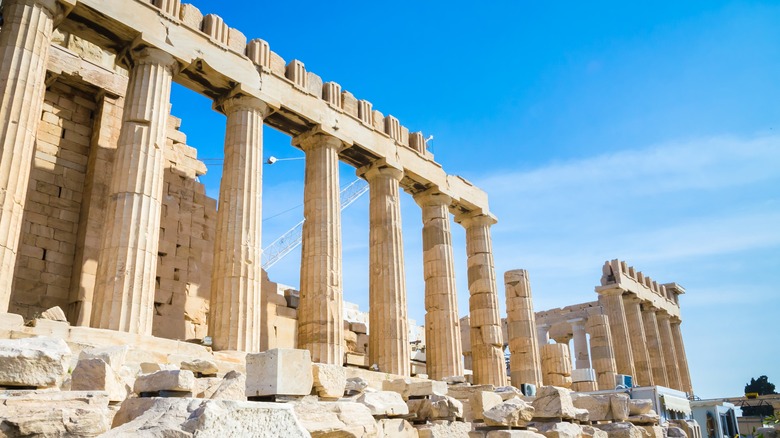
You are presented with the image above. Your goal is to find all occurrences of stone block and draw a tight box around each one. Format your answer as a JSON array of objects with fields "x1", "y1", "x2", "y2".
[
  {"x1": 378, "y1": 418, "x2": 417, "y2": 437},
  {"x1": 312, "y1": 363, "x2": 346, "y2": 399},
  {"x1": 0, "y1": 390, "x2": 110, "y2": 436},
  {"x1": 532, "y1": 386, "x2": 577, "y2": 419},
  {"x1": 536, "y1": 421, "x2": 584, "y2": 438},
  {"x1": 79, "y1": 345, "x2": 129, "y2": 373},
  {"x1": 416, "y1": 420, "x2": 472, "y2": 437},
  {"x1": 140, "y1": 362, "x2": 178, "y2": 374},
  {"x1": 133, "y1": 370, "x2": 195, "y2": 394},
  {"x1": 345, "y1": 377, "x2": 369, "y2": 394},
  {"x1": 350, "y1": 322, "x2": 367, "y2": 334},
  {"x1": 227, "y1": 27, "x2": 246, "y2": 53},
  {"x1": 293, "y1": 397, "x2": 377, "y2": 437},
  {"x1": 484, "y1": 432, "x2": 547, "y2": 438},
  {"x1": 356, "y1": 391, "x2": 409, "y2": 416},
  {"x1": 407, "y1": 395, "x2": 463, "y2": 420},
  {"x1": 179, "y1": 4, "x2": 204, "y2": 29},
  {"x1": 0, "y1": 313, "x2": 24, "y2": 330},
  {"x1": 40, "y1": 306, "x2": 67, "y2": 321},
  {"x1": 582, "y1": 425, "x2": 609, "y2": 438},
  {"x1": 180, "y1": 358, "x2": 218, "y2": 376},
  {"x1": 628, "y1": 398, "x2": 653, "y2": 415},
  {"x1": 209, "y1": 370, "x2": 246, "y2": 401},
  {"x1": 595, "y1": 422, "x2": 645, "y2": 438},
  {"x1": 572, "y1": 393, "x2": 611, "y2": 421},
  {"x1": 468, "y1": 390, "x2": 503, "y2": 420},
  {"x1": 610, "y1": 393, "x2": 630, "y2": 421},
  {"x1": 383, "y1": 378, "x2": 448, "y2": 400},
  {"x1": 246, "y1": 348, "x2": 313, "y2": 397},
  {"x1": 0, "y1": 337, "x2": 71, "y2": 388},
  {"x1": 71, "y1": 358, "x2": 129, "y2": 402},
  {"x1": 483, "y1": 397, "x2": 535, "y2": 427}
]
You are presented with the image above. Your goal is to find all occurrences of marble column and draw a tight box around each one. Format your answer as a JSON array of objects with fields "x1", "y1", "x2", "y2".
[
  {"x1": 414, "y1": 189, "x2": 463, "y2": 380},
  {"x1": 623, "y1": 294, "x2": 653, "y2": 386},
  {"x1": 586, "y1": 314, "x2": 618, "y2": 390},
  {"x1": 597, "y1": 289, "x2": 635, "y2": 378},
  {"x1": 569, "y1": 318, "x2": 590, "y2": 370},
  {"x1": 504, "y1": 269, "x2": 543, "y2": 388},
  {"x1": 642, "y1": 304, "x2": 669, "y2": 387},
  {"x1": 657, "y1": 311, "x2": 682, "y2": 390},
  {"x1": 0, "y1": 0, "x2": 62, "y2": 312},
  {"x1": 91, "y1": 48, "x2": 178, "y2": 334},
  {"x1": 295, "y1": 133, "x2": 344, "y2": 364},
  {"x1": 458, "y1": 212, "x2": 506, "y2": 386},
  {"x1": 208, "y1": 96, "x2": 269, "y2": 352},
  {"x1": 537, "y1": 323, "x2": 551, "y2": 345},
  {"x1": 361, "y1": 162, "x2": 409, "y2": 376},
  {"x1": 671, "y1": 318, "x2": 693, "y2": 395}
]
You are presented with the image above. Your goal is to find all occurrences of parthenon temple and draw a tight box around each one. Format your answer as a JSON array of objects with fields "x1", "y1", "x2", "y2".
[{"x1": 0, "y1": 0, "x2": 701, "y2": 436}]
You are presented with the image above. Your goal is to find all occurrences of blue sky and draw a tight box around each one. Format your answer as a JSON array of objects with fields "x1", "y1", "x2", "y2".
[{"x1": 171, "y1": 1, "x2": 780, "y2": 400}]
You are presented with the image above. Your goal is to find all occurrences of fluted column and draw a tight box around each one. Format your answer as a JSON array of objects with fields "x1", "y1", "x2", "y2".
[
  {"x1": 414, "y1": 189, "x2": 463, "y2": 380},
  {"x1": 295, "y1": 133, "x2": 344, "y2": 364},
  {"x1": 569, "y1": 318, "x2": 590, "y2": 370},
  {"x1": 0, "y1": 0, "x2": 63, "y2": 312},
  {"x1": 586, "y1": 314, "x2": 618, "y2": 390},
  {"x1": 657, "y1": 311, "x2": 682, "y2": 390},
  {"x1": 623, "y1": 295, "x2": 653, "y2": 386},
  {"x1": 457, "y1": 212, "x2": 506, "y2": 386},
  {"x1": 642, "y1": 305, "x2": 669, "y2": 387},
  {"x1": 537, "y1": 323, "x2": 551, "y2": 345},
  {"x1": 504, "y1": 269, "x2": 543, "y2": 388},
  {"x1": 671, "y1": 318, "x2": 693, "y2": 395},
  {"x1": 360, "y1": 162, "x2": 409, "y2": 375},
  {"x1": 91, "y1": 48, "x2": 178, "y2": 334},
  {"x1": 208, "y1": 96, "x2": 269, "y2": 352},
  {"x1": 597, "y1": 288, "x2": 635, "y2": 378}
]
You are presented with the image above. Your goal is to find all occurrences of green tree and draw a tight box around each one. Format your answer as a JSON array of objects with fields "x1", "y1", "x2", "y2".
[{"x1": 745, "y1": 376, "x2": 777, "y2": 396}]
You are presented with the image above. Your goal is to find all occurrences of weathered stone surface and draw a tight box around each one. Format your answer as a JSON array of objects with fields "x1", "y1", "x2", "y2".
[
  {"x1": 0, "y1": 337, "x2": 71, "y2": 388},
  {"x1": 139, "y1": 362, "x2": 178, "y2": 374},
  {"x1": 483, "y1": 432, "x2": 546, "y2": 438},
  {"x1": 133, "y1": 369, "x2": 195, "y2": 394},
  {"x1": 40, "y1": 306, "x2": 67, "y2": 322},
  {"x1": 574, "y1": 407, "x2": 590, "y2": 422},
  {"x1": 572, "y1": 393, "x2": 611, "y2": 421},
  {"x1": 313, "y1": 363, "x2": 346, "y2": 399},
  {"x1": 378, "y1": 418, "x2": 417, "y2": 437},
  {"x1": 641, "y1": 425, "x2": 665, "y2": 438},
  {"x1": 356, "y1": 391, "x2": 409, "y2": 416},
  {"x1": 483, "y1": 397, "x2": 535, "y2": 427},
  {"x1": 666, "y1": 426, "x2": 687, "y2": 438},
  {"x1": 582, "y1": 425, "x2": 609, "y2": 438},
  {"x1": 107, "y1": 397, "x2": 309, "y2": 436},
  {"x1": 407, "y1": 395, "x2": 463, "y2": 420},
  {"x1": 246, "y1": 348, "x2": 314, "y2": 397},
  {"x1": 71, "y1": 358, "x2": 129, "y2": 402},
  {"x1": 609, "y1": 393, "x2": 630, "y2": 421},
  {"x1": 79, "y1": 345, "x2": 129, "y2": 373},
  {"x1": 595, "y1": 422, "x2": 646, "y2": 438},
  {"x1": 181, "y1": 358, "x2": 219, "y2": 375},
  {"x1": 293, "y1": 397, "x2": 367, "y2": 437},
  {"x1": 628, "y1": 399, "x2": 653, "y2": 415},
  {"x1": 495, "y1": 386, "x2": 525, "y2": 401},
  {"x1": 384, "y1": 378, "x2": 447, "y2": 400},
  {"x1": 195, "y1": 377, "x2": 223, "y2": 399},
  {"x1": 627, "y1": 412, "x2": 660, "y2": 425},
  {"x1": 532, "y1": 386, "x2": 576, "y2": 420},
  {"x1": 0, "y1": 390, "x2": 110, "y2": 437},
  {"x1": 536, "y1": 421, "x2": 584, "y2": 438},
  {"x1": 447, "y1": 384, "x2": 495, "y2": 400},
  {"x1": 416, "y1": 420, "x2": 472, "y2": 437},
  {"x1": 468, "y1": 390, "x2": 503, "y2": 420},
  {"x1": 210, "y1": 370, "x2": 246, "y2": 400},
  {"x1": 346, "y1": 377, "x2": 369, "y2": 394}
]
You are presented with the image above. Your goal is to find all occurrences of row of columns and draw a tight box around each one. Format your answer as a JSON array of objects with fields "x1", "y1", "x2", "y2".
[{"x1": 0, "y1": 0, "x2": 507, "y2": 385}]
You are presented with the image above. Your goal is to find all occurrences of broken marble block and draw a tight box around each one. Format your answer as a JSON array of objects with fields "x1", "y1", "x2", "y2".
[
  {"x1": 610, "y1": 393, "x2": 630, "y2": 421},
  {"x1": 407, "y1": 395, "x2": 463, "y2": 420},
  {"x1": 0, "y1": 390, "x2": 110, "y2": 436},
  {"x1": 536, "y1": 421, "x2": 584, "y2": 438},
  {"x1": 312, "y1": 363, "x2": 346, "y2": 399},
  {"x1": 469, "y1": 390, "x2": 503, "y2": 420},
  {"x1": 71, "y1": 358, "x2": 129, "y2": 402},
  {"x1": 595, "y1": 422, "x2": 646, "y2": 438},
  {"x1": 628, "y1": 398, "x2": 653, "y2": 415},
  {"x1": 246, "y1": 348, "x2": 313, "y2": 397},
  {"x1": 572, "y1": 393, "x2": 611, "y2": 421},
  {"x1": 40, "y1": 306, "x2": 68, "y2": 322},
  {"x1": 383, "y1": 378, "x2": 448, "y2": 400},
  {"x1": 133, "y1": 370, "x2": 195, "y2": 395},
  {"x1": 356, "y1": 391, "x2": 409, "y2": 416},
  {"x1": 345, "y1": 377, "x2": 369, "y2": 394},
  {"x1": 483, "y1": 397, "x2": 535, "y2": 427},
  {"x1": 79, "y1": 345, "x2": 129, "y2": 373},
  {"x1": 532, "y1": 386, "x2": 577, "y2": 419},
  {"x1": 0, "y1": 337, "x2": 71, "y2": 388},
  {"x1": 181, "y1": 358, "x2": 219, "y2": 376}
]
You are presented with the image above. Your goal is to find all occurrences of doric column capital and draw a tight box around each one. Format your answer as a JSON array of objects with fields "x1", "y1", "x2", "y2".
[
  {"x1": 656, "y1": 310, "x2": 672, "y2": 321},
  {"x1": 217, "y1": 94, "x2": 271, "y2": 117},
  {"x1": 670, "y1": 315, "x2": 682, "y2": 324},
  {"x1": 8, "y1": 0, "x2": 68, "y2": 17},
  {"x1": 568, "y1": 317, "x2": 586, "y2": 328},
  {"x1": 292, "y1": 130, "x2": 343, "y2": 152},
  {"x1": 623, "y1": 293, "x2": 642, "y2": 304},
  {"x1": 132, "y1": 47, "x2": 179, "y2": 73},
  {"x1": 597, "y1": 286, "x2": 625, "y2": 297},
  {"x1": 413, "y1": 187, "x2": 452, "y2": 208},
  {"x1": 357, "y1": 159, "x2": 404, "y2": 183},
  {"x1": 455, "y1": 211, "x2": 497, "y2": 228}
]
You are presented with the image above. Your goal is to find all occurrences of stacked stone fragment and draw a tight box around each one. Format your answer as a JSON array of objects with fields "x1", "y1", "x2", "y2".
[{"x1": 540, "y1": 343, "x2": 573, "y2": 388}]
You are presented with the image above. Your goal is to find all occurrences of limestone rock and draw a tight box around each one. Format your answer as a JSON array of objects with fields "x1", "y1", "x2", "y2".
[
  {"x1": 574, "y1": 407, "x2": 590, "y2": 422},
  {"x1": 40, "y1": 306, "x2": 67, "y2": 322},
  {"x1": 195, "y1": 377, "x2": 223, "y2": 399},
  {"x1": 246, "y1": 348, "x2": 313, "y2": 397},
  {"x1": 483, "y1": 432, "x2": 547, "y2": 438},
  {"x1": 79, "y1": 345, "x2": 129, "y2": 373},
  {"x1": 536, "y1": 421, "x2": 584, "y2": 438},
  {"x1": 71, "y1": 358, "x2": 129, "y2": 402},
  {"x1": 384, "y1": 378, "x2": 447, "y2": 400},
  {"x1": 641, "y1": 425, "x2": 665, "y2": 438},
  {"x1": 133, "y1": 369, "x2": 195, "y2": 394},
  {"x1": 596, "y1": 422, "x2": 646, "y2": 438},
  {"x1": 0, "y1": 390, "x2": 110, "y2": 437},
  {"x1": 447, "y1": 384, "x2": 495, "y2": 400},
  {"x1": 346, "y1": 377, "x2": 369, "y2": 394},
  {"x1": 495, "y1": 385, "x2": 524, "y2": 401},
  {"x1": 416, "y1": 420, "x2": 472, "y2": 437},
  {"x1": 628, "y1": 399, "x2": 653, "y2": 415},
  {"x1": 0, "y1": 337, "x2": 71, "y2": 388},
  {"x1": 443, "y1": 376, "x2": 466, "y2": 384},
  {"x1": 378, "y1": 418, "x2": 417, "y2": 437},
  {"x1": 356, "y1": 391, "x2": 409, "y2": 416},
  {"x1": 329, "y1": 401, "x2": 379, "y2": 437},
  {"x1": 582, "y1": 425, "x2": 610, "y2": 438},
  {"x1": 572, "y1": 393, "x2": 611, "y2": 421},
  {"x1": 532, "y1": 386, "x2": 576, "y2": 420},
  {"x1": 139, "y1": 362, "x2": 178, "y2": 374},
  {"x1": 312, "y1": 363, "x2": 346, "y2": 399},
  {"x1": 628, "y1": 411, "x2": 660, "y2": 425},
  {"x1": 180, "y1": 358, "x2": 219, "y2": 376},
  {"x1": 483, "y1": 397, "x2": 535, "y2": 427},
  {"x1": 210, "y1": 370, "x2": 246, "y2": 400},
  {"x1": 107, "y1": 397, "x2": 309, "y2": 436},
  {"x1": 610, "y1": 393, "x2": 630, "y2": 421},
  {"x1": 407, "y1": 395, "x2": 463, "y2": 420},
  {"x1": 292, "y1": 396, "x2": 378, "y2": 437},
  {"x1": 469, "y1": 390, "x2": 503, "y2": 420},
  {"x1": 666, "y1": 426, "x2": 687, "y2": 438}
]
